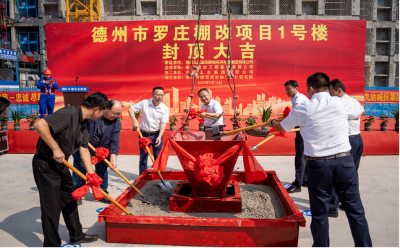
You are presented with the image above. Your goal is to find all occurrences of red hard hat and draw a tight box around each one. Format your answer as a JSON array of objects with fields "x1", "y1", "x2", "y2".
[{"x1": 44, "y1": 69, "x2": 52, "y2": 75}]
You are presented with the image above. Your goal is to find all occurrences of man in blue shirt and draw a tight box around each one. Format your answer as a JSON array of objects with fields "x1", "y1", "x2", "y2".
[
  {"x1": 37, "y1": 68, "x2": 59, "y2": 118},
  {"x1": 72, "y1": 100, "x2": 122, "y2": 205}
]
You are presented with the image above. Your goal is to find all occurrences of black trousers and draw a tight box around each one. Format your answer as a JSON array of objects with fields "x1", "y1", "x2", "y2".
[
  {"x1": 349, "y1": 134, "x2": 364, "y2": 171},
  {"x1": 330, "y1": 135, "x2": 364, "y2": 210},
  {"x1": 307, "y1": 156, "x2": 372, "y2": 247},
  {"x1": 32, "y1": 155, "x2": 85, "y2": 247},
  {"x1": 293, "y1": 131, "x2": 307, "y2": 187}
]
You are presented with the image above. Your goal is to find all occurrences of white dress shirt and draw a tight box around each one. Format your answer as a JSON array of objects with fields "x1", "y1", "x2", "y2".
[
  {"x1": 280, "y1": 92, "x2": 359, "y2": 157},
  {"x1": 342, "y1": 94, "x2": 364, "y2": 136},
  {"x1": 201, "y1": 99, "x2": 224, "y2": 126},
  {"x1": 131, "y1": 99, "x2": 169, "y2": 132},
  {"x1": 291, "y1": 92, "x2": 309, "y2": 108}
]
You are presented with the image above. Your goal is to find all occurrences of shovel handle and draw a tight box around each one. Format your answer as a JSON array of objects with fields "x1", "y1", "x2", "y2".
[
  {"x1": 219, "y1": 122, "x2": 268, "y2": 136},
  {"x1": 62, "y1": 160, "x2": 131, "y2": 215},
  {"x1": 137, "y1": 128, "x2": 155, "y2": 163},
  {"x1": 255, "y1": 128, "x2": 300, "y2": 147},
  {"x1": 88, "y1": 143, "x2": 144, "y2": 197}
]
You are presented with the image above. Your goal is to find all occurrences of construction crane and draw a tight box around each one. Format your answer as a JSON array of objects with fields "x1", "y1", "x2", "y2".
[{"x1": 66, "y1": 0, "x2": 101, "y2": 22}]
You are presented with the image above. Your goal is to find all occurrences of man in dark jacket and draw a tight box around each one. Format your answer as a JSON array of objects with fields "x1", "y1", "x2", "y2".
[{"x1": 72, "y1": 100, "x2": 123, "y2": 205}]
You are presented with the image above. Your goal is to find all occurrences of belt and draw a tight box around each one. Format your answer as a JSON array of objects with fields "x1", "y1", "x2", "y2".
[
  {"x1": 349, "y1": 134, "x2": 361, "y2": 138},
  {"x1": 41, "y1": 93, "x2": 54, "y2": 95},
  {"x1": 307, "y1": 151, "x2": 352, "y2": 161},
  {"x1": 142, "y1": 130, "x2": 159, "y2": 136}
]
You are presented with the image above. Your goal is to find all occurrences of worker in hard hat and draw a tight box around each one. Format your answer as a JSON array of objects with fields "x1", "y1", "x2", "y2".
[{"x1": 37, "y1": 68, "x2": 59, "y2": 118}]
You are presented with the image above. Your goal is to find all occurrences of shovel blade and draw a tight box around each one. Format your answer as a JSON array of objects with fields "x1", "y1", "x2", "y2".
[
  {"x1": 158, "y1": 182, "x2": 167, "y2": 191},
  {"x1": 141, "y1": 194, "x2": 156, "y2": 205},
  {"x1": 164, "y1": 181, "x2": 174, "y2": 189},
  {"x1": 205, "y1": 126, "x2": 221, "y2": 140}
]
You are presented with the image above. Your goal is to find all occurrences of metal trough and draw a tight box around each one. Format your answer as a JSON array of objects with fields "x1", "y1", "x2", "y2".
[{"x1": 98, "y1": 170, "x2": 306, "y2": 247}]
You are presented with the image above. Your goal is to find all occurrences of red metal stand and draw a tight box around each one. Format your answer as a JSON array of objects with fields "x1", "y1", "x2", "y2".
[{"x1": 169, "y1": 180, "x2": 242, "y2": 213}]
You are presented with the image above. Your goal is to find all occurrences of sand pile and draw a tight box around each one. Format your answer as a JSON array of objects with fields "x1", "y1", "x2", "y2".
[{"x1": 125, "y1": 180, "x2": 287, "y2": 219}]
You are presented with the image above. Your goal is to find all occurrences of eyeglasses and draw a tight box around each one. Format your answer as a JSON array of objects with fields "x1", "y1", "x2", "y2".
[
  {"x1": 153, "y1": 94, "x2": 165, "y2": 97},
  {"x1": 109, "y1": 110, "x2": 122, "y2": 117}
]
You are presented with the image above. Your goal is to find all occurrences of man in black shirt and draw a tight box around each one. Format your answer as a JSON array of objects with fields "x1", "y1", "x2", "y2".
[{"x1": 32, "y1": 92, "x2": 110, "y2": 247}]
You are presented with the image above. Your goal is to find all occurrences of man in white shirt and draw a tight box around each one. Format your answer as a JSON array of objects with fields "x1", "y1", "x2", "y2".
[
  {"x1": 128, "y1": 86, "x2": 169, "y2": 175},
  {"x1": 329, "y1": 79, "x2": 365, "y2": 212},
  {"x1": 284, "y1": 80, "x2": 309, "y2": 194},
  {"x1": 198, "y1": 88, "x2": 224, "y2": 131},
  {"x1": 266, "y1": 72, "x2": 372, "y2": 247}
]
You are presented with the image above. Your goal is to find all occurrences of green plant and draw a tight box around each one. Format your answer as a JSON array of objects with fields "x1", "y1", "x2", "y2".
[
  {"x1": 134, "y1": 111, "x2": 142, "y2": 120},
  {"x1": 169, "y1": 115, "x2": 178, "y2": 125},
  {"x1": 25, "y1": 111, "x2": 38, "y2": 125},
  {"x1": 380, "y1": 115, "x2": 390, "y2": 124},
  {"x1": 245, "y1": 113, "x2": 258, "y2": 126},
  {"x1": 362, "y1": 116, "x2": 375, "y2": 125},
  {"x1": 181, "y1": 115, "x2": 193, "y2": 125},
  {"x1": 390, "y1": 108, "x2": 399, "y2": 124},
  {"x1": 10, "y1": 109, "x2": 25, "y2": 124},
  {"x1": 0, "y1": 114, "x2": 8, "y2": 125},
  {"x1": 258, "y1": 106, "x2": 273, "y2": 123},
  {"x1": 231, "y1": 117, "x2": 243, "y2": 124}
]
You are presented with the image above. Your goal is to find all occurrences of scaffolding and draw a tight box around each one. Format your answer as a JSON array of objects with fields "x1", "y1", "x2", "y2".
[
  {"x1": 66, "y1": 0, "x2": 101, "y2": 22},
  {"x1": 0, "y1": 0, "x2": 7, "y2": 49}
]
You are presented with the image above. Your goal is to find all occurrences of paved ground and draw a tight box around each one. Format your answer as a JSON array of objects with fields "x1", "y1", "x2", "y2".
[{"x1": 0, "y1": 154, "x2": 398, "y2": 247}]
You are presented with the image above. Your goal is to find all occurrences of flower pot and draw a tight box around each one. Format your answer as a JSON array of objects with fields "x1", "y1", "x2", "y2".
[
  {"x1": 183, "y1": 125, "x2": 189, "y2": 131},
  {"x1": 170, "y1": 124, "x2": 176, "y2": 131},
  {"x1": 395, "y1": 124, "x2": 399, "y2": 131},
  {"x1": 133, "y1": 126, "x2": 138, "y2": 131},
  {"x1": 233, "y1": 124, "x2": 238, "y2": 130},
  {"x1": 261, "y1": 126, "x2": 268, "y2": 131},
  {"x1": 380, "y1": 123, "x2": 387, "y2": 131},
  {"x1": 364, "y1": 123, "x2": 371, "y2": 131},
  {"x1": 29, "y1": 124, "x2": 35, "y2": 131},
  {"x1": 1, "y1": 124, "x2": 6, "y2": 131},
  {"x1": 199, "y1": 124, "x2": 204, "y2": 131},
  {"x1": 14, "y1": 124, "x2": 20, "y2": 131}
]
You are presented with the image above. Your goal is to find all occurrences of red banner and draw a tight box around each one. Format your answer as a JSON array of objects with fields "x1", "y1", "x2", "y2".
[
  {"x1": 0, "y1": 91, "x2": 40, "y2": 104},
  {"x1": 364, "y1": 90, "x2": 399, "y2": 103},
  {"x1": 46, "y1": 20, "x2": 366, "y2": 115},
  {"x1": 22, "y1": 55, "x2": 35, "y2": 63}
]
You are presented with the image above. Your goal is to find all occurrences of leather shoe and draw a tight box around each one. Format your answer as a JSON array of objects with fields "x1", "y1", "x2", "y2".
[
  {"x1": 286, "y1": 185, "x2": 301, "y2": 193},
  {"x1": 339, "y1": 204, "x2": 344, "y2": 210},
  {"x1": 70, "y1": 234, "x2": 99, "y2": 245},
  {"x1": 100, "y1": 198, "x2": 111, "y2": 204},
  {"x1": 77, "y1": 199, "x2": 82, "y2": 206},
  {"x1": 302, "y1": 182, "x2": 308, "y2": 187},
  {"x1": 329, "y1": 209, "x2": 338, "y2": 218}
]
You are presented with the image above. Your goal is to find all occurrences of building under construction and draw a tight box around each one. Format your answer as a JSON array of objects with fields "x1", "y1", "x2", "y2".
[{"x1": 1, "y1": 0, "x2": 399, "y2": 87}]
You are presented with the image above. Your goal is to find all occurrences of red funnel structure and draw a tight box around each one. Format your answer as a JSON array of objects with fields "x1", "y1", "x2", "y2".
[{"x1": 173, "y1": 132, "x2": 243, "y2": 198}]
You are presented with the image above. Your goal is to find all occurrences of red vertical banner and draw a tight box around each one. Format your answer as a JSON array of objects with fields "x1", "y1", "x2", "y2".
[{"x1": 46, "y1": 20, "x2": 366, "y2": 114}]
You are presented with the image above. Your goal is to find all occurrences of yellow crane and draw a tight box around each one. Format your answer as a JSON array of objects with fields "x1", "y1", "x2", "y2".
[{"x1": 66, "y1": 0, "x2": 101, "y2": 22}]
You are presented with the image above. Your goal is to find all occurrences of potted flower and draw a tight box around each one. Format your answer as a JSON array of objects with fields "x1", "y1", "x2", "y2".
[
  {"x1": 362, "y1": 116, "x2": 375, "y2": 131},
  {"x1": 245, "y1": 113, "x2": 258, "y2": 127},
  {"x1": 379, "y1": 115, "x2": 390, "y2": 131},
  {"x1": 199, "y1": 121, "x2": 205, "y2": 131},
  {"x1": 133, "y1": 111, "x2": 142, "y2": 131},
  {"x1": 258, "y1": 106, "x2": 272, "y2": 131},
  {"x1": 390, "y1": 108, "x2": 399, "y2": 131},
  {"x1": 231, "y1": 117, "x2": 242, "y2": 130},
  {"x1": 169, "y1": 115, "x2": 178, "y2": 131},
  {"x1": 180, "y1": 116, "x2": 191, "y2": 131},
  {"x1": 0, "y1": 114, "x2": 8, "y2": 131},
  {"x1": 10, "y1": 109, "x2": 25, "y2": 131},
  {"x1": 25, "y1": 111, "x2": 38, "y2": 131}
]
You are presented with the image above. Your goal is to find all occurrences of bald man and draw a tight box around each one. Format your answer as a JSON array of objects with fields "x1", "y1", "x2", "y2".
[{"x1": 72, "y1": 100, "x2": 123, "y2": 205}]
